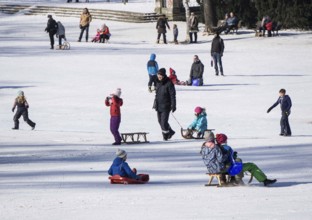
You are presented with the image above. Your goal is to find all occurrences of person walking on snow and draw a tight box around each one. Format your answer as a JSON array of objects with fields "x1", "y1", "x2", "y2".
[
  {"x1": 153, "y1": 68, "x2": 176, "y2": 141},
  {"x1": 56, "y1": 21, "x2": 66, "y2": 49},
  {"x1": 12, "y1": 91, "x2": 36, "y2": 130},
  {"x1": 211, "y1": 32, "x2": 225, "y2": 76},
  {"x1": 267, "y1": 88, "x2": 292, "y2": 136},
  {"x1": 45, "y1": 15, "x2": 58, "y2": 49},
  {"x1": 147, "y1": 53, "x2": 159, "y2": 92},
  {"x1": 156, "y1": 14, "x2": 170, "y2": 44},
  {"x1": 105, "y1": 88, "x2": 123, "y2": 145}
]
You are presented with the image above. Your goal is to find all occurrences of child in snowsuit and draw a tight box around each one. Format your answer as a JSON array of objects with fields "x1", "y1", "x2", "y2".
[
  {"x1": 215, "y1": 133, "x2": 277, "y2": 186},
  {"x1": 147, "y1": 53, "x2": 159, "y2": 92},
  {"x1": 267, "y1": 88, "x2": 292, "y2": 136},
  {"x1": 200, "y1": 132, "x2": 227, "y2": 174},
  {"x1": 108, "y1": 149, "x2": 140, "y2": 180},
  {"x1": 56, "y1": 21, "x2": 66, "y2": 49},
  {"x1": 105, "y1": 88, "x2": 123, "y2": 145},
  {"x1": 91, "y1": 29, "x2": 101, "y2": 42},
  {"x1": 12, "y1": 91, "x2": 36, "y2": 130},
  {"x1": 173, "y1": 24, "x2": 178, "y2": 44},
  {"x1": 186, "y1": 106, "x2": 207, "y2": 138},
  {"x1": 168, "y1": 68, "x2": 186, "y2": 86}
]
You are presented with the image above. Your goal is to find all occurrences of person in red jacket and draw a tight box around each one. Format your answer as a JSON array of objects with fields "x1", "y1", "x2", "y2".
[
  {"x1": 168, "y1": 68, "x2": 186, "y2": 85},
  {"x1": 105, "y1": 88, "x2": 123, "y2": 145}
]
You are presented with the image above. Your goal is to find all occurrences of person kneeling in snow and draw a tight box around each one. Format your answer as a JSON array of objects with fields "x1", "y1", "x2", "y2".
[
  {"x1": 186, "y1": 106, "x2": 207, "y2": 138},
  {"x1": 215, "y1": 133, "x2": 277, "y2": 186},
  {"x1": 108, "y1": 149, "x2": 140, "y2": 180}
]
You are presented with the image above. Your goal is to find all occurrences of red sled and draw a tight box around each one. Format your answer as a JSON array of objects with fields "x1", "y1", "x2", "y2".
[{"x1": 109, "y1": 174, "x2": 149, "y2": 184}]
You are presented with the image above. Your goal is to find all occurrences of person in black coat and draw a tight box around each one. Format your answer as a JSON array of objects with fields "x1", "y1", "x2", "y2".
[
  {"x1": 156, "y1": 14, "x2": 170, "y2": 44},
  {"x1": 267, "y1": 88, "x2": 292, "y2": 136},
  {"x1": 153, "y1": 68, "x2": 176, "y2": 140},
  {"x1": 211, "y1": 32, "x2": 225, "y2": 76},
  {"x1": 45, "y1": 15, "x2": 58, "y2": 49},
  {"x1": 187, "y1": 55, "x2": 204, "y2": 86}
]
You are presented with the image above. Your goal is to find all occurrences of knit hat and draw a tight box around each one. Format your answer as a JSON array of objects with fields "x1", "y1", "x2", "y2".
[
  {"x1": 216, "y1": 133, "x2": 228, "y2": 145},
  {"x1": 157, "y1": 68, "x2": 167, "y2": 77},
  {"x1": 204, "y1": 131, "x2": 215, "y2": 142},
  {"x1": 116, "y1": 149, "x2": 127, "y2": 159},
  {"x1": 17, "y1": 90, "x2": 24, "y2": 96},
  {"x1": 47, "y1": 14, "x2": 52, "y2": 18},
  {"x1": 114, "y1": 88, "x2": 122, "y2": 97},
  {"x1": 194, "y1": 106, "x2": 203, "y2": 114}
]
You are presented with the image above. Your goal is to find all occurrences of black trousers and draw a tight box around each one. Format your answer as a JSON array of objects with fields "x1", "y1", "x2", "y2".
[
  {"x1": 13, "y1": 109, "x2": 35, "y2": 129},
  {"x1": 157, "y1": 111, "x2": 173, "y2": 134},
  {"x1": 189, "y1": 32, "x2": 197, "y2": 42},
  {"x1": 79, "y1": 25, "x2": 89, "y2": 41},
  {"x1": 148, "y1": 75, "x2": 157, "y2": 87},
  {"x1": 157, "y1": 33, "x2": 167, "y2": 43},
  {"x1": 49, "y1": 31, "x2": 56, "y2": 47},
  {"x1": 280, "y1": 111, "x2": 291, "y2": 135}
]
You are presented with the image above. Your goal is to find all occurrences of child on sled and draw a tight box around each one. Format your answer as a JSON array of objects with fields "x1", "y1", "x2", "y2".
[
  {"x1": 91, "y1": 29, "x2": 101, "y2": 42},
  {"x1": 215, "y1": 133, "x2": 277, "y2": 186},
  {"x1": 185, "y1": 106, "x2": 207, "y2": 138},
  {"x1": 108, "y1": 149, "x2": 141, "y2": 180},
  {"x1": 168, "y1": 68, "x2": 186, "y2": 85}
]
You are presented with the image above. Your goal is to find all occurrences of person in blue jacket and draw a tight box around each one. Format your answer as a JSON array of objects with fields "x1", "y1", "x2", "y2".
[
  {"x1": 108, "y1": 149, "x2": 139, "y2": 179},
  {"x1": 147, "y1": 53, "x2": 159, "y2": 93},
  {"x1": 187, "y1": 106, "x2": 208, "y2": 138},
  {"x1": 267, "y1": 88, "x2": 292, "y2": 136}
]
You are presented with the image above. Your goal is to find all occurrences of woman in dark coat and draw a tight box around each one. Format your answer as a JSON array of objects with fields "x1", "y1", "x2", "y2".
[{"x1": 156, "y1": 14, "x2": 170, "y2": 44}]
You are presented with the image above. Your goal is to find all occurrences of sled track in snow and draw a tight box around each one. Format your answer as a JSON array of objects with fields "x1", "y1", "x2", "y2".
[{"x1": 0, "y1": 4, "x2": 160, "y2": 23}]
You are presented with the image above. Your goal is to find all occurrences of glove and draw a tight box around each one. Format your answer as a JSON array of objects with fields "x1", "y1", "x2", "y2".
[
  {"x1": 267, "y1": 108, "x2": 272, "y2": 113},
  {"x1": 221, "y1": 53, "x2": 223, "y2": 57},
  {"x1": 285, "y1": 111, "x2": 289, "y2": 116},
  {"x1": 171, "y1": 106, "x2": 176, "y2": 113},
  {"x1": 12, "y1": 108, "x2": 15, "y2": 112},
  {"x1": 233, "y1": 151, "x2": 238, "y2": 159}
]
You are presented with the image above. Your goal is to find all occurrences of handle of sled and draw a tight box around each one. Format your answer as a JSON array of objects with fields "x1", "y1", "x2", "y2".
[{"x1": 171, "y1": 112, "x2": 183, "y2": 129}]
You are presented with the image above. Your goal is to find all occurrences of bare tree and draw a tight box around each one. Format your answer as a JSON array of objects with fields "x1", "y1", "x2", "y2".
[
  {"x1": 183, "y1": 0, "x2": 190, "y2": 42},
  {"x1": 202, "y1": 0, "x2": 217, "y2": 34}
]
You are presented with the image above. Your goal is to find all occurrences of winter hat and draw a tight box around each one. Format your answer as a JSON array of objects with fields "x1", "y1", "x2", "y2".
[
  {"x1": 114, "y1": 88, "x2": 122, "y2": 97},
  {"x1": 169, "y1": 68, "x2": 175, "y2": 75},
  {"x1": 216, "y1": 133, "x2": 228, "y2": 145},
  {"x1": 47, "y1": 14, "x2": 52, "y2": 18},
  {"x1": 204, "y1": 131, "x2": 215, "y2": 142},
  {"x1": 116, "y1": 149, "x2": 127, "y2": 159},
  {"x1": 157, "y1": 68, "x2": 167, "y2": 77},
  {"x1": 194, "y1": 106, "x2": 203, "y2": 114},
  {"x1": 17, "y1": 90, "x2": 24, "y2": 96}
]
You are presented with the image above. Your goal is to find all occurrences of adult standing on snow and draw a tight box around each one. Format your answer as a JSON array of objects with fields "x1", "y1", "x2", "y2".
[
  {"x1": 153, "y1": 68, "x2": 176, "y2": 141},
  {"x1": 78, "y1": 8, "x2": 92, "y2": 42},
  {"x1": 45, "y1": 15, "x2": 58, "y2": 49},
  {"x1": 188, "y1": 12, "x2": 199, "y2": 43},
  {"x1": 12, "y1": 91, "x2": 36, "y2": 130},
  {"x1": 156, "y1": 14, "x2": 170, "y2": 44},
  {"x1": 105, "y1": 88, "x2": 123, "y2": 145},
  {"x1": 267, "y1": 88, "x2": 292, "y2": 136},
  {"x1": 211, "y1": 32, "x2": 225, "y2": 76}
]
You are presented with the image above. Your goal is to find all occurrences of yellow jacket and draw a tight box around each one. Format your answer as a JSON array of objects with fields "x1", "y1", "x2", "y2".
[{"x1": 80, "y1": 13, "x2": 92, "y2": 27}]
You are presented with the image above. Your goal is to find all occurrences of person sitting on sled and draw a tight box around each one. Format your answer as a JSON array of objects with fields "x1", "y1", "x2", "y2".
[
  {"x1": 168, "y1": 68, "x2": 186, "y2": 86},
  {"x1": 200, "y1": 132, "x2": 228, "y2": 175},
  {"x1": 185, "y1": 106, "x2": 207, "y2": 138},
  {"x1": 215, "y1": 133, "x2": 277, "y2": 186},
  {"x1": 108, "y1": 149, "x2": 140, "y2": 180},
  {"x1": 91, "y1": 29, "x2": 101, "y2": 42}
]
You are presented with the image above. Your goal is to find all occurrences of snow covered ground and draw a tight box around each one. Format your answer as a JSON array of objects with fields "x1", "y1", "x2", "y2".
[{"x1": 0, "y1": 1, "x2": 312, "y2": 219}]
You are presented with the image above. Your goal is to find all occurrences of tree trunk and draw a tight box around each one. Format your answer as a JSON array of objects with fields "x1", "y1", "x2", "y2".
[
  {"x1": 183, "y1": 0, "x2": 190, "y2": 42},
  {"x1": 203, "y1": 0, "x2": 217, "y2": 34}
]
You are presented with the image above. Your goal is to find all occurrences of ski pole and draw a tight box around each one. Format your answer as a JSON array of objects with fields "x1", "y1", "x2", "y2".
[{"x1": 171, "y1": 112, "x2": 183, "y2": 129}]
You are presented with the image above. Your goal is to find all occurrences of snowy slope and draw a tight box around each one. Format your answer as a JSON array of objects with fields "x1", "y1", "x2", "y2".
[{"x1": 0, "y1": 2, "x2": 312, "y2": 220}]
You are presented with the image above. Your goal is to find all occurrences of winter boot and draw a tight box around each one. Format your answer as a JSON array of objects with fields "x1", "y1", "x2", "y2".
[
  {"x1": 263, "y1": 179, "x2": 277, "y2": 186},
  {"x1": 162, "y1": 132, "x2": 169, "y2": 141},
  {"x1": 167, "y1": 129, "x2": 175, "y2": 140},
  {"x1": 31, "y1": 123, "x2": 36, "y2": 130}
]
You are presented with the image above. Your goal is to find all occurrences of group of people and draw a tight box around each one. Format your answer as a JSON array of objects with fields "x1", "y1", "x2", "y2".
[
  {"x1": 156, "y1": 12, "x2": 199, "y2": 44},
  {"x1": 45, "y1": 8, "x2": 110, "y2": 48}
]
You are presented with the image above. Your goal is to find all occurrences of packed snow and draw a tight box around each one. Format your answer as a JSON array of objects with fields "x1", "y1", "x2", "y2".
[{"x1": 0, "y1": 1, "x2": 312, "y2": 219}]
